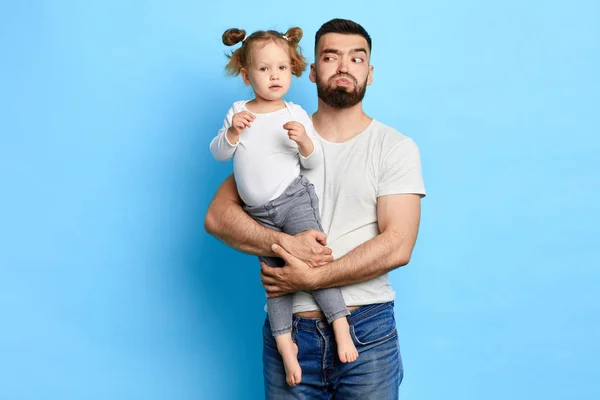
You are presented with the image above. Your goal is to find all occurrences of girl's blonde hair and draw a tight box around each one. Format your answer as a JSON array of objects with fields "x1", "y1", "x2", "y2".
[{"x1": 222, "y1": 27, "x2": 307, "y2": 77}]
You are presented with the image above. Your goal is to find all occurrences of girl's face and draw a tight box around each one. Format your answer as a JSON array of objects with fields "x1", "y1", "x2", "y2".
[{"x1": 241, "y1": 40, "x2": 292, "y2": 102}]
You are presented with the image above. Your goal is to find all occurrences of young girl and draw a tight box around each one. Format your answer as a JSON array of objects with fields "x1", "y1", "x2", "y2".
[{"x1": 209, "y1": 27, "x2": 358, "y2": 386}]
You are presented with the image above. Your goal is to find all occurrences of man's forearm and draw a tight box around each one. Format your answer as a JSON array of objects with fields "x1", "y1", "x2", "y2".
[
  {"x1": 312, "y1": 230, "x2": 415, "y2": 290},
  {"x1": 309, "y1": 194, "x2": 421, "y2": 290},
  {"x1": 205, "y1": 202, "x2": 280, "y2": 256},
  {"x1": 204, "y1": 175, "x2": 284, "y2": 257}
]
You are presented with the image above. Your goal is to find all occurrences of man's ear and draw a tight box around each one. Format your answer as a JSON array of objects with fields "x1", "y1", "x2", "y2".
[
  {"x1": 367, "y1": 65, "x2": 374, "y2": 86},
  {"x1": 309, "y1": 63, "x2": 316, "y2": 83},
  {"x1": 241, "y1": 68, "x2": 252, "y2": 86}
]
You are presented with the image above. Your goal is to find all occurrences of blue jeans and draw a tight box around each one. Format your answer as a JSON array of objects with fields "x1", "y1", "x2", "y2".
[{"x1": 263, "y1": 302, "x2": 403, "y2": 399}]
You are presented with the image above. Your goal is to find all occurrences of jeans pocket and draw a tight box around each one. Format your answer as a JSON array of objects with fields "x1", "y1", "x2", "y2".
[{"x1": 350, "y1": 310, "x2": 397, "y2": 346}]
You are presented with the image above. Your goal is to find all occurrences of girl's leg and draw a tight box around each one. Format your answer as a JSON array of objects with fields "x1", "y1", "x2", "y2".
[
  {"x1": 312, "y1": 288, "x2": 358, "y2": 363},
  {"x1": 280, "y1": 176, "x2": 358, "y2": 363},
  {"x1": 244, "y1": 201, "x2": 301, "y2": 385},
  {"x1": 267, "y1": 294, "x2": 302, "y2": 386}
]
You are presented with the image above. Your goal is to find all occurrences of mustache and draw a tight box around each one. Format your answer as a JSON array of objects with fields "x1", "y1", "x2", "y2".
[{"x1": 329, "y1": 73, "x2": 358, "y2": 85}]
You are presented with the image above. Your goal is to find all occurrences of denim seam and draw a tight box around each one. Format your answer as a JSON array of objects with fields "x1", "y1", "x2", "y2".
[
  {"x1": 317, "y1": 325, "x2": 330, "y2": 385},
  {"x1": 350, "y1": 324, "x2": 397, "y2": 346},
  {"x1": 307, "y1": 185, "x2": 324, "y2": 231},
  {"x1": 266, "y1": 204, "x2": 278, "y2": 224},
  {"x1": 293, "y1": 302, "x2": 394, "y2": 331},
  {"x1": 283, "y1": 176, "x2": 303, "y2": 197},
  {"x1": 293, "y1": 315, "x2": 320, "y2": 331},
  {"x1": 349, "y1": 302, "x2": 393, "y2": 325}
]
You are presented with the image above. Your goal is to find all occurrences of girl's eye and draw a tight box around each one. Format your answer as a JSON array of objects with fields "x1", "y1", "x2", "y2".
[
  {"x1": 279, "y1": 66, "x2": 288, "y2": 70},
  {"x1": 259, "y1": 67, "x2": 268, "y2": 72}
]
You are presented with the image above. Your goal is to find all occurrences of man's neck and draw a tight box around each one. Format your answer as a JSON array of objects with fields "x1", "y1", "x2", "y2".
[{"x1": 312, "y1": 100, "x2": 372, "y2": 143}]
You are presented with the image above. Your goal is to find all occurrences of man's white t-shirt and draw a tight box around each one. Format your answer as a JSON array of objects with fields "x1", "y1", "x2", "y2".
[
  {"x1": 292, "y1": 119, "x2": 426, "y2": 313},
  {"x1": 210, "y1": 100, "x2": 322, "y2": 207}
]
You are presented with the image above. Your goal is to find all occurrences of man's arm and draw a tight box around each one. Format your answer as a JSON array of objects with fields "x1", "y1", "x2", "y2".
[
  {"x1": 315, "y1": 193, "x2": 421, "y2": 287},
  {"x1": 204, "y1": 174, "x2": 334, "y2": 264},
  {"x1": 204, "y1": 174, "x2": 281, "y2": 256},
  {"x1": 260, "y1": 193, "x2": 421, "y2": 296}
]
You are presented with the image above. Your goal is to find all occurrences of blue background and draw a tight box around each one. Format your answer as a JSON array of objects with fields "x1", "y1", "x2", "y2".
[{"x1": 1, "y1": 1, "x2": 599, "y2": 399}]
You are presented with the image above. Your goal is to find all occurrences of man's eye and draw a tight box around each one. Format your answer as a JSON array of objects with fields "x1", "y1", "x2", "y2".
[
  {"x1": 352, "y1": 58, "x2": 364, "y2": 63},
  {"x1": 324, "y1": 56, "x2": 335, "y2": 61}
]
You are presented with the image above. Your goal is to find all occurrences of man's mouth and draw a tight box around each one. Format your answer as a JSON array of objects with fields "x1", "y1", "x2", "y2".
[{"x1": 331, "y1": 74, "x2": 356, "y2": 86}]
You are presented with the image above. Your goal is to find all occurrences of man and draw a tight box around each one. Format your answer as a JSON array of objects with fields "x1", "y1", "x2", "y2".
[{"x1": 205, "y1": 18, "x2": 426, "y2": 399}]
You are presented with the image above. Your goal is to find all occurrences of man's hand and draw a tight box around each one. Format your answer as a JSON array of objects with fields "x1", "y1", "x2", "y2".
[
  {"x1": 280, "y1": 229, "x2": 333, "y2": 267},
  {"x1": 261, "y1": 244, "x2": 321, "y2": 298}
]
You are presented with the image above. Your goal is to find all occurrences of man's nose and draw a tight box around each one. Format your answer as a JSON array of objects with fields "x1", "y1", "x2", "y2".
[{"x1": 337, "y1": 59, "x2": 349, "y2": 73}]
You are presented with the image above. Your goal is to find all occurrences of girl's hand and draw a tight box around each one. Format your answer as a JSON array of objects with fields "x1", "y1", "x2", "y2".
[
  {"x1": 284, "y1": 121, "x2": 314, "y2": 157},
  {"x1": 283, "y1": 121, "x2": 309, "y2": 144},
  {"x1": 228, "y1": 111, "x2": 255, "y2": 136}
]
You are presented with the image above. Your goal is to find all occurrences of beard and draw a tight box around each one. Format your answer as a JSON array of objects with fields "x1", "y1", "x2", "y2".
[{"x1": 316, "y1": 72, "x2": 368, "y2": 109}]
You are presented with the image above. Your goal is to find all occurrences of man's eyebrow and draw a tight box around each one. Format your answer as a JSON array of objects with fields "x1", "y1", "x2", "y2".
[
  {"x1": 350, "y1": 48, "x2": 368, "y2": 55},
  {"x1": 321, "y1": 48, "x2": 342, "y2": 55},
  {"x1": 320, "y1": 48, "x2": 368, "y2": 56}
]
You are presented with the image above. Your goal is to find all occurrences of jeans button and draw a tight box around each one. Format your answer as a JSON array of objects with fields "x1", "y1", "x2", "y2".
[{"x1": 317, "y1": 321, "x2": 326, "y2": 329}]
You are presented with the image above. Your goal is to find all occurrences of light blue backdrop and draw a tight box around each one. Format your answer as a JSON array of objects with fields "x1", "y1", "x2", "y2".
[{"x1": 1, "y1": 1, "x2": 598, "y2": 399}]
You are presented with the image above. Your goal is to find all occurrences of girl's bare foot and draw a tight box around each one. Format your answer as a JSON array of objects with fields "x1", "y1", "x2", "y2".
[
  {"x1": 332, "y1": 317, "x2": 359, "y2": 363},
  {"x1": 275, "y1": 333, "x2": 302, "y2": 386}
]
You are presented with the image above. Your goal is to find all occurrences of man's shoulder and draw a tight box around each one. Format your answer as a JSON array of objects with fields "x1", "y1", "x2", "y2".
[{"x1": 369, "y1": 120, "x2": 418, "y2": 149}]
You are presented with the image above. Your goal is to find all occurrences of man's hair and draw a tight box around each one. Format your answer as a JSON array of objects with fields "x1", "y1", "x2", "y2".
[{"x1": 314, "y1": 19, "x2": 372, "y2": 55}]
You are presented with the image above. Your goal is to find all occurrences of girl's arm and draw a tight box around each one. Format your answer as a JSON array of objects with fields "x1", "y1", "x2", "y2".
[
  {"x1": 294, "y1": 105, "x2": 323, "y2": 170},
  {"x1": 209, "y1": 105, "x2": 238, "y2": 161}
]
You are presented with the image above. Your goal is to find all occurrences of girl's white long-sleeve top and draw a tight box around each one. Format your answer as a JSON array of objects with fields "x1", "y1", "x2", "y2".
[{"x1": 210, "y1": 100, "x2": 323, "y2": 207}]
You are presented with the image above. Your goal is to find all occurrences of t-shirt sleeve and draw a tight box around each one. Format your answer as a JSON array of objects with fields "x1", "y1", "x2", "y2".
[
  {"x1": 377, "y1": 137, "x2": 426, "y2": 197},
  {"x1": 209, "y1": 104, "x2": 238, "y2": 161}
]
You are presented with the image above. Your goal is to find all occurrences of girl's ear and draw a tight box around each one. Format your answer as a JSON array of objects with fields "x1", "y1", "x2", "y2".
[{"x1": 241, "y1": 68, "x2": 252, "y2": 86}]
